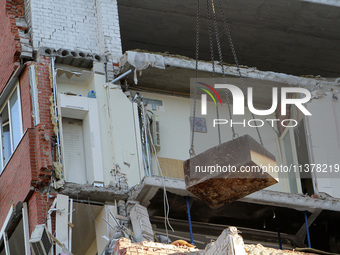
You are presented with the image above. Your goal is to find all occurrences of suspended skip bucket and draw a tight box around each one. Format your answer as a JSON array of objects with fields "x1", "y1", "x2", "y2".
[{"x1": 183, "y1": 135, "x2": 278, "y2": 209}]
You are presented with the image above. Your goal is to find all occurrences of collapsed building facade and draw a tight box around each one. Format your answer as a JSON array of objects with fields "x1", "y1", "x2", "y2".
[{"x1": 0, "y1": 0, "x2": 340, "y2": 254}]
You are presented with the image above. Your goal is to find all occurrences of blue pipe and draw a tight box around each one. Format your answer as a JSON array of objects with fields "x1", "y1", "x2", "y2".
[
  {"x1": 277, "y1": 227, "x2": 282, "y2": 250},
  {"x1": 185, "y1": 196, "x2": 194, "y2": 245},
  {"x1": 304, "y1": 211, "x2": 311, "y2": 248}
]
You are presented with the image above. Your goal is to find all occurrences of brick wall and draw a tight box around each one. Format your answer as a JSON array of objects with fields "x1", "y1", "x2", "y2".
[
  {"x1": 95, "y1": 0, "x2": 122, "y2": 60},
  {"x1": 0, "y1": 125, "x2": 54, "y2": 233},
  {"x1": 19, "y1": 63, "x2": 34, "y2": 130},
  {"x1": 28, "y1": 0, "x2": 122, "y2": 59},
  {"x1": 0, "y1": 0, "x2": 56, "y2": 238},
  {"x1": 28, "y1": 191, "x2": 48, "y2": 233},
  {"x1": 0, "y1": 56, "x2": 55, "y2": 233},
  {"x1": 0, "y1": 0, "x2": 24, "y2": 90},
  {"x1": 0, "y1": 130, "x2": 33, "y2": 228}
]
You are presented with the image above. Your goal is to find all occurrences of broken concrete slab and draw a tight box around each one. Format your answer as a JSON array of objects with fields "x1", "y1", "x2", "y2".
[
  {"x1": 130, "y1": 204, "x2": 154, "y2": 242},
  {"x1": 118, "y1": 50, "x2": 340, "y2": 108},
  {"x1": 184, "y1": 135, "x2": 278, "y2": 209},
  {"x1": 204, "y1": 227, "x2": 246, "y2": 255},
  {"x1": 131, "y1": 176, "x2": 340, "y2": 213},
  {"x1": 129, "y1": 176, "x2": 191, "y2": 207},
  {"x1": 57, "y1": 182, "x2": 128, "y2": 203},
  {"x1": 120, "y1": 50, "x2": 339, "y2": 89}
]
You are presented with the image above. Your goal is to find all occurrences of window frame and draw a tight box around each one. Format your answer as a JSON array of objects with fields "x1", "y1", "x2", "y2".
[
  {"x1": 0, "y1": 82, "x2": 23, "y2": 171},
  {"x1": 279, "y1": 125, "x2": 302, "y2": 194}
]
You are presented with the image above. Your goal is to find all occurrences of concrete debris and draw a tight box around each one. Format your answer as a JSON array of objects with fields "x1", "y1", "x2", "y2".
[
  {"x1": 57, "y1": 182, "x2": 128, "y2": 202},
  {"x1": 118, "y1": 200, "x2": 129, "y2": 228},
  {"x1": 110, "y1": 166, "x2": 129, "y2": 191},
  {"x1": 15, "y1": 18, "x2": 33, "y2": 59},
  {"x1": 126, "y1": 200, "x2": 140, "y2": 215},
  {"x1": 244, "y1": 244, "x2": 315, "y2": 255},
  {"x1": 129, "y1": 204, "x2": 154, "y2": 242},
  {"x1": 204, "y1": 227, "x2": 246, "y2": 255},
  {"x1": 53, "y1": 179, "x2": 65, "y2": 190},
  {"x1": 155, "y1": 234, "x2": 172, "y2": 244},
  {"x1": 118, "y1": 200, "x2": 128, "y2": 217},
  {"x1": 103, "y1": 225, "x2": 319, "y2": 255},
  {"x1": 107, "y1": 238, "x2": 201, "y2": 255}
]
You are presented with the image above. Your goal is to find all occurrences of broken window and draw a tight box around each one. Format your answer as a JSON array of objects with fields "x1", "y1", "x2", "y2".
[
  {"x1": 0, "y1": 204, "x2": 30, "y2": 255},
  {"x1": 0, "y1": 85, "x2": 23, "y2": 170}
]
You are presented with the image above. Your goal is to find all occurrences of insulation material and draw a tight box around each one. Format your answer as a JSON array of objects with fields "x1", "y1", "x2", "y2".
[
  {"x1": 158, "y1": 157, "x2": 185, "y2": 179},
  {"x1": 120, "y1": 51, "x2": 165, "y2": 84},
  {"x1": 53, "y1": 161, "x2": 63, "y2": 180}
]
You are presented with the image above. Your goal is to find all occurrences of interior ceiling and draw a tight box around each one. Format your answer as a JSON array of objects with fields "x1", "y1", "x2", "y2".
[
  {"x1": 117, "y1": 0, "x2": 340, "y2": 77},
  {"x1": 125, "y1": 66, "x2": 286, "y2": 107},
  {"x1": 148, "y1": 190, "x2": 340, "y2": 252}
]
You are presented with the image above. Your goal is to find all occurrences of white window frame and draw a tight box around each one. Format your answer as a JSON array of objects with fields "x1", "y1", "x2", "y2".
[
  {"x1": 279, "y1": 126, "x2": 302, "y2": 193},
  {"x1": 0, "y1": 82, "x2": 23, "y2": 171}
]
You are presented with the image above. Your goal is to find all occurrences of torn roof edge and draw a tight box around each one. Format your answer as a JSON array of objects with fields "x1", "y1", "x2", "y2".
[{"x1": 119, "y1": 50, "x2": 340, "y2": 90}]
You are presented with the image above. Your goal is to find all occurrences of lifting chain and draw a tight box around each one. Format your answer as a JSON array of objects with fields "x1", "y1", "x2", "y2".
[
  {"x1": 207, "y1": 0, "x2": 221, "y2": 145},
  {"x1": 217, "y1": 0, "x2": 264, "y2": 146},
  {"x1": 210, "y1": 0, "x2": 237, "y2": 139},
  {"x1": 190, "y1": 0, "x2": 264, "y2": 156},
  {"x1": 190, "y1": 0, "x2": 201, "y2": 157}
]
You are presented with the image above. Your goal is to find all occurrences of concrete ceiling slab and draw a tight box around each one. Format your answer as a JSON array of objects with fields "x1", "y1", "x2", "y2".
[
  {"x1": 117, "y1": 0, "x2": 340, "y2": 77},
  {"x1": 119, "y1": 51, "x2": 338, "y2": 107}
]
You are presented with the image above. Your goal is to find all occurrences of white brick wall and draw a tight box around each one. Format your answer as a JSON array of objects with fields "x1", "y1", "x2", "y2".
[
  {"x1": 95, "y1": 0, "x2": 122, "y2": 61},
  {"x1": 27, "y1": 0, "x2": 122, "y2": 60}
]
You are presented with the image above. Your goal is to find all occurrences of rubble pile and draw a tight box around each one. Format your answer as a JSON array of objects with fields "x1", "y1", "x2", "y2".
[{"x1": 105, "y1": 238, "x2": 201, "y2": 255}]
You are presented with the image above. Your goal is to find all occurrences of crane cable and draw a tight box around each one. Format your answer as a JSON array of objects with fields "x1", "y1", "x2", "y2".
[
  {"x1": 190, "y1": 0, "x2": 264, "y2": 157},
  {"x1": 216, "y1": 0, "x2": 264, "y2": 146},
  {"x1": 189, "y1": 0, "x2": 201, "y2": 157},
  {"x1": 207, "y1": 0, "x2": 221, "y2": 145}
]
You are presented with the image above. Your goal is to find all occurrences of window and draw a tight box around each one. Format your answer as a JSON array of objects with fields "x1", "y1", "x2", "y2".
[
  {"x1": 0, "y1": 85, "x2": 23, "y2": 169},
  {"x1": 280, "y1": 125, "x2": 303, "y2": 194}
]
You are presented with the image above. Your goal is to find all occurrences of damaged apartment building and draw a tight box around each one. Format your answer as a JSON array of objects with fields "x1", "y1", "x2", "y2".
[{"x1": 0, "y1": 0, "x2": 340, "y2": 254}]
